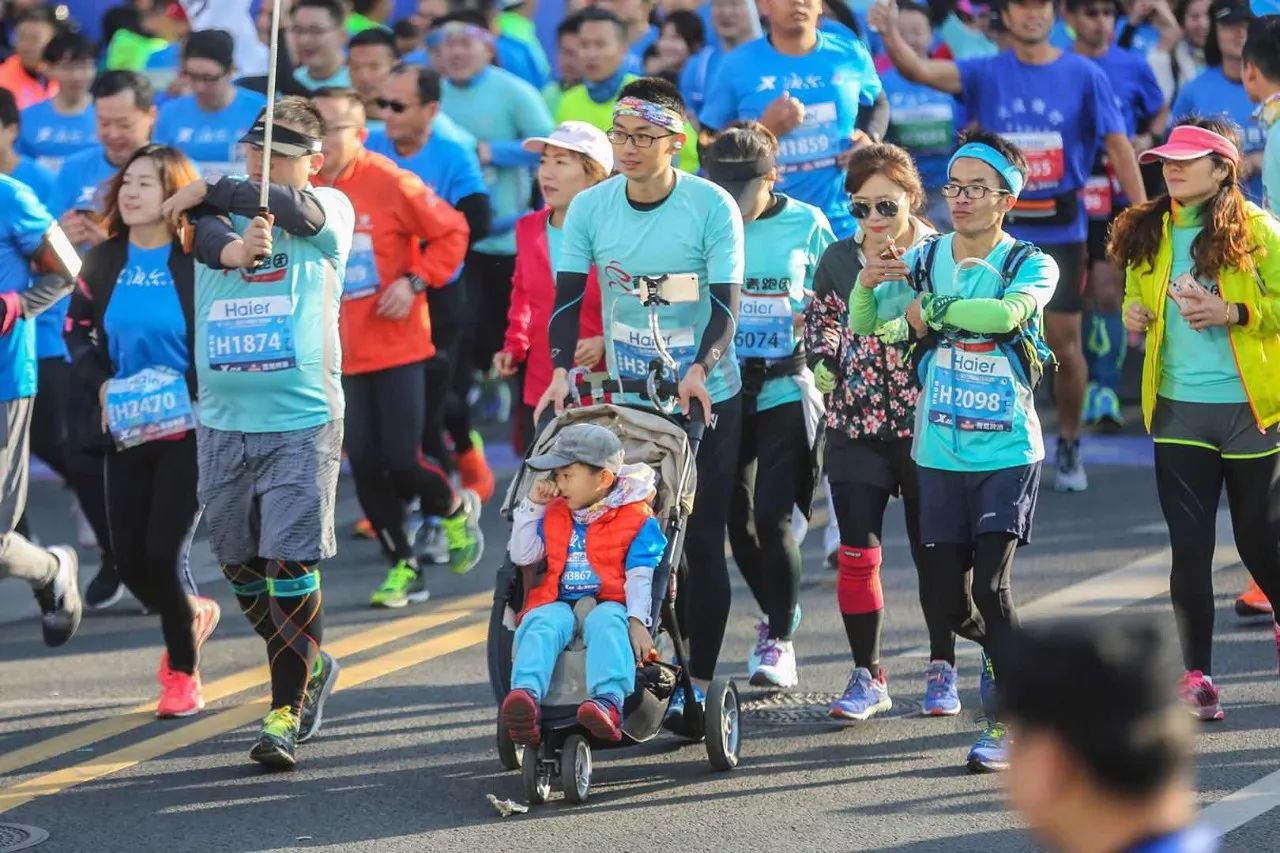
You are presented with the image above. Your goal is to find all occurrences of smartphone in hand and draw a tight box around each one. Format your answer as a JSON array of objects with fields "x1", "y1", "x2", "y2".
[{"x1": 1169, "y1": 273, "x2": 1207, "y2": 312}]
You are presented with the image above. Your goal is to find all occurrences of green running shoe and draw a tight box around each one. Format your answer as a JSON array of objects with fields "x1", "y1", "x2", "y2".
[
  {"x1": 249, "y1": 706, "x2": 299, "y2": 768},
  {"x1": 298, "y1": 650, "x2": 341, "y2": 744},
  {"x1": 369, "y1": 560, "x2": 429, "y2": 608},
  {"x1": 441, "y1": 489, "x2": 485, "y2": 575}
]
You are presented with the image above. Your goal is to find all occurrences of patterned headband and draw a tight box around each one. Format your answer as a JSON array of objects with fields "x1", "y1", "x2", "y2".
[
  {"x1": 426, "y1": 22, "x2": 495, "y2": 48},
  {"x1": 613, "y1": 97, "x2": 684, "y2": 134}
]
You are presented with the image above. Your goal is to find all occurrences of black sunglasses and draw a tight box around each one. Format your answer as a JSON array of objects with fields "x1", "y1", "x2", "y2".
[
  {"x1": 374, "y1": 97, "x2": 411, "y2": 114},
  {"x1": 849, "y1": 199, "x2": 900, "y2": 219}
]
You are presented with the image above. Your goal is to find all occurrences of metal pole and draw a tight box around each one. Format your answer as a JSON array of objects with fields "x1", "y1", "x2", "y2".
[{"x1": 259, "y1": 0, "x2": 286, "y2": 211}]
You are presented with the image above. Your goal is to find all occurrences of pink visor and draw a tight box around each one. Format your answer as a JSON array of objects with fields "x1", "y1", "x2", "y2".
[{"x1": 1139, "y1": 125, "x2": 1239, "y2": 165}]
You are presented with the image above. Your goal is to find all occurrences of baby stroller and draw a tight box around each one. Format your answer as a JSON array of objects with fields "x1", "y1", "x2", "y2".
[{"x1": 486, "y1": 280, "x2": 742, "y2": 805}]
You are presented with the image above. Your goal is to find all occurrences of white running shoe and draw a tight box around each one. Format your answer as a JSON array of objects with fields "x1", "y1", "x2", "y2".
[{"x1": 750, "y1": 638, "x2": 798, "y2": 688}]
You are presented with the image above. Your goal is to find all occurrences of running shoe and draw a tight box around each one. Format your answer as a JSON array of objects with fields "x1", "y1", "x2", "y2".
[
  {"x1": 298, "y1": 650, "x2": 341, "y2": 743},
  {"x1": 85, "y1": 560, "x2": 123, "y2": 610},
  {"x1": 979, "y1": 650, "x2": 998, "y2": 721},
  {"x1": 751, "y1": 638, "x2": 799, "y2": 688},
  {"x1": 1179, "y1": 670, "x2": 1224, "y2": 721},
  {"x1": 156, "y1": 667, "x2": 204, "y2": 718},
  {"x1": 966, "y1": 721, "x2": 1010, "y2": 772},
  {"x1": 441, "y1": 489, "x2": 484, "y2": 575},
  {"x1": 249, "y1": 706, "x2": 300, "y2": 768},
  {"x1": 456, "y1": 432, "x2": 495, "y2": 503},
  {"x1": 577, "y1": 698, "x2": 623, "y2": 742},
  {"x1": 1092, "y1": 386, "x2": 1125, "y2": 431},
  {"x1": 352, "y1": 518, "x2": 376, "y2": 540},
  {"x1": 746, "y1": 618, "x2": 770, "y2": 675},
  {"x1": 663, "y1": 683, "x2": 705, "y2": 727},
  {"x1": 922, "y1": 660, "x2": 961, "y2": 717},
  {"x1": 1053, "y1": 436, "x2": 1088, "y2": 492},
  {"x1": 829, "y1": 667, "x2": 892, "y2": 722},
  {"x1": 414, "y1": 516, "x2": 450, "y2": 566},
  {"x1": 1235, "y1": 577, "x2": 1273, "y2": 622},
  {"x1": 369, "y1": 560, "x2": 429, "y2": 608},
  {"x1": 35, "y1": 546, "x2": 82, "y2": 647},
  {"x1": 191, "y1": 596, "x2": 221, "y2": 656},
  {"x1": 501, "y1": 687, "x2": 542, "y2": 746}
]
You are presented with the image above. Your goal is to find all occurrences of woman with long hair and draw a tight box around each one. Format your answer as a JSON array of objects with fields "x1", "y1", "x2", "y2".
[
  {"x1": 804, "y1": 143, "x2": 957, "y2": 721},
  {"x1": 65, "y1": 144, "x2": 220, "y2": 718},
  {"x1": 1111, "y1": 117, "x2": 1280, "y2": 720},
  {"x1": 703, "y1": 121, "x2": 835, "y2": 689}
]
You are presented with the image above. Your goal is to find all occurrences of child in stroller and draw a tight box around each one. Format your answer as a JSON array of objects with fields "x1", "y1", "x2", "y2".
[{"x1": 500, "y1": 423, "x2": 668, "y2": 746}]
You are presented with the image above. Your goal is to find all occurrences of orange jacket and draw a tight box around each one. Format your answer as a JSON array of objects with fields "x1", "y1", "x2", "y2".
[
  {"x1": 315, "y1": 148, "x2": 469, "y2": 374},
  {"x1": 0, "y1": 56, "x2": 56, "y2": 109},
  {"x1": 523, "y1": 499, "x2": 653, "y2": 613}
]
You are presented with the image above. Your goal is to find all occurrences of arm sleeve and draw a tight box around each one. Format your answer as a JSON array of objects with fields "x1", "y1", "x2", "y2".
[
  {"x1": 548, "y1": 271, "x2": 588, "y2": 371},
  {"x1": 400, "y1": 174, "x2": 470, "y2": 287},
  {"x1": 581, "y1": 270, "x2": 604, "y2": 340},
  {"x1": 848, "y1": 283, "x2": 882, "y2": 335},
  {"x1": 695, "y1": 281, "x2": 739, "y2": 373},
  {"x1": 193, "y1": 214, "x2": 241, "y2": 269},
  {"x1": 455, "y1": 192, "x2": 492, "y2": 247},
  {"x1": 203, "y1": 178, "x2": 327, "y2": 236},
  {"x1": 928, "y1": 291, "x2": 1038, "y2": 334},
  {"x1": 19, "y1": 273, "x2": 74, "y2": 320},
  {"x1": 65, "y1": 276, "x2": 113, "y2": 391},
  {"x1": 507, "y1": 500, "x2": 549, "y2": 566},
  {"x1": 856, "y1": 89, "x2": 890, "y2": 142}
]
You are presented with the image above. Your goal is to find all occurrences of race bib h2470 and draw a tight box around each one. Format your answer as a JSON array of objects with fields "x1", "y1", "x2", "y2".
[{"x1": 104, "y1": 366, "x2": 196, "y2": 449}]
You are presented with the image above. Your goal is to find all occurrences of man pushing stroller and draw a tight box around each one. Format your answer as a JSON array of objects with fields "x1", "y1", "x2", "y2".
[{"x1": 501, "y1": 424, "x2": 668, "y2": 745}]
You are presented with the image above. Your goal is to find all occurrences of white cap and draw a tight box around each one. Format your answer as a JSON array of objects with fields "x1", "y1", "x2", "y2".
[{"x1": 522, "y1": 121, "x2": 614, "y2": 175}]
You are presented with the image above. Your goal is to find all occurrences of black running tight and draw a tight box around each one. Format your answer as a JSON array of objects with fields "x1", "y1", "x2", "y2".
[
  {"x1": 1156, "y1": 443, "x2": 1280, "y2": 675},
  {"x1": 919, "y1": 533, "x2": 1019, "y2": 677}
]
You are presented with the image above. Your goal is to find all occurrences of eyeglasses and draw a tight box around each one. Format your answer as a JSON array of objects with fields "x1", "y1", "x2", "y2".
[
  {"x1": 605, "y1": 129, "x2": 674, "y2": 148},
  {"x1": 374, "y1": 97, "x2": 413, "y2": 113},
  {"x1": 182, "y1": 69, "x2": 227, "y2": 84},
  {"x1": 849, "y1": 198, "x2": 901, "y2": 219},
  {"x1": 940, "y1": 183, "x2": 1011, "y2": 199}
]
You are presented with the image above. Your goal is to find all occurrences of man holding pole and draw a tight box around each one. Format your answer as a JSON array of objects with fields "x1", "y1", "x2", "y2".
[{"x1": 162, "y1": 95, "x2": 354, "y2": 768}]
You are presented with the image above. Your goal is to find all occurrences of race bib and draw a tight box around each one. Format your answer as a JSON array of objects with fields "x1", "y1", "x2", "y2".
[
  {"x1": 611, "y1": 321, "x2": 696, "y2": 380},
  {"x1": 1001, "y1": 131, "x2": 1065, "y2": 191},
  {"x1": 104, "y1": 367, "x2": 196, "y2": 449},
  {"x1": 777, "y1": 101, "x2": 840, "y2": 174},
  {"x1": 343, "y1": 232, "x2": 379, "y2": 300},
  {"x1": 736, "y1": 292, "x2": 795, "y2": 359},
  {"x1": 1083, "y1": 175, "x2": 1113, "y2": 219},
  {"x1": 890, "y1": 102, "x2": 954, "y2": 152},
  {"x1": 206, "y1": 295, "x2": 297, "y2": 372},
  {"x1": 927, "y1": 347, "x2": 1015, "y2": 433}
]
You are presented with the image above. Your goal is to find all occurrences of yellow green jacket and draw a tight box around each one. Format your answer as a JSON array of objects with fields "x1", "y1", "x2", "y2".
[
  {"x1": 555, "y1": 76, "x2": 700, "y2": 174},
  {"x1": 1123, "y1": 201, "x2": 1280, "y2": 432}
]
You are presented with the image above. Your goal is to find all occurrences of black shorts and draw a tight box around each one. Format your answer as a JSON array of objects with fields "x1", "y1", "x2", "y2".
[
  {"x1": 824, "y1": 430, "x2": 915, "y2": 499},
  {"x1": 917, "y1": 463, "x2": 1041, "y2": 546},
  {"x1": 1042, "y1": 241, "x2": 1087, "y2": 315}
]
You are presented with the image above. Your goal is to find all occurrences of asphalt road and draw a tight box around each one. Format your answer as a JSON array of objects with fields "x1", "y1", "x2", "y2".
[{"x1": 2, "y1": 428, "x2": 1280, "y2": 853}]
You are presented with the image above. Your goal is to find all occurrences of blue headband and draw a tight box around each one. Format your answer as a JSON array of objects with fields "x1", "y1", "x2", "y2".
[{"x1": 948, "y1": 143, "x2": 1025, "y2": 197}]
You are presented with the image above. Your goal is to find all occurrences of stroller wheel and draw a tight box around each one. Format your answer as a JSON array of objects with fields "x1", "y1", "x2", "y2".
[
  {"x1": 522, "y1": 744, "x2": 551, "y2": 804},
  {"x1": 705, "y1": 677, "x2": 742, "y2": 771},
  {"x1": 496, "y1": 715, "x2": 522, "y2": 771},
  {"x1": 561, "y1": 734, "x2": 592, "y2": 804}
]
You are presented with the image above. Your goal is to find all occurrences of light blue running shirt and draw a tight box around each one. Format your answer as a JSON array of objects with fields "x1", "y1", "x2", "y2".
[{"x1": 0, "y1": 175, "x2": 54, "y2": 401}]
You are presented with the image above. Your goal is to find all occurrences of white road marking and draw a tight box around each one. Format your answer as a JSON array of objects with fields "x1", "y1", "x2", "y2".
[{"x1": 1203, "y1": 769, "x2": 1280, "y2": 836}]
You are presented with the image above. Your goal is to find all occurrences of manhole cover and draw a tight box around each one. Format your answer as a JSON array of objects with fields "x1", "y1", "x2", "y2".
[
  {"x1": 741, "y1": 691, "x2": 922, "y2": 725},
  {"x1": 0, "y1": 823, "x2": 48, "y2": 852}
]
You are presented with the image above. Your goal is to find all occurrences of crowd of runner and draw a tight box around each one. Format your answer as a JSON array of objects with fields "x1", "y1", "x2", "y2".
[{"x1": 0, "y1": 0, "x2": 1276, "y2": 780}]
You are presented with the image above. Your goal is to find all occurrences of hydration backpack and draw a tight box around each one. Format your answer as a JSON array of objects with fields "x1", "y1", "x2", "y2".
[{"x1": 909, "y1": 234, "x2": 1058, "y2": 390}]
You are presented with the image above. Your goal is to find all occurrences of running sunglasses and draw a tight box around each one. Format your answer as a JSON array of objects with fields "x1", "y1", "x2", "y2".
[
  {"x1": 849, "y1": 199, "x2": 900, "y2": 219},
  {"x1": 375, "y1": 97, "x2": 411, "y2": 113}
]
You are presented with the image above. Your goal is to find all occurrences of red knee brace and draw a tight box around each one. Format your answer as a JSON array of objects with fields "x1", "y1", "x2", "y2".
[{"x1": 837, "y1": 546, "x2": 883, "y2": 615}]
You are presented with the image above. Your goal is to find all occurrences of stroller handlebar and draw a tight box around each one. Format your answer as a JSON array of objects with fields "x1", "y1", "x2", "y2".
[{"x1": 560, "y1": 369, "x2": 706, "y2": 443}]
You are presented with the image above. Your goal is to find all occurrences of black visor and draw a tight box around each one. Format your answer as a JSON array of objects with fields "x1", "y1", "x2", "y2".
[
  {"x1": 703, "y1": 155, "x2": 775, "y2": 200},
  {"x1": 239, "y1": 112, "x2": 323, "y2": 157}
]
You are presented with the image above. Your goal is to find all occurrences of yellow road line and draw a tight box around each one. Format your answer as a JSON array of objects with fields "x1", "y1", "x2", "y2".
[
  {"x1": 0, "y1": 590, "x2": 491, "y2": 779},
  {"x1": 0, "y1": 619, "x2": 489, "y2": 815}
]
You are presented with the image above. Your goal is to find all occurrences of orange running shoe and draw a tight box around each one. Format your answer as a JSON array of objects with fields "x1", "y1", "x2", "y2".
[
  {"x1": 1235, "y1": 577, "x2": 1273, "y2": 622},
  {"x1": 353, "y1": 518, "x2": 377, "y2": 540},
  {"x1": 456, "y1": 436, "x2": 495, "y2": 503},
  {"x1": 156, "y1": 666, "x2": 204, "y2": 718},
  {"x1": 155, "y1": 596, "x2": 222, "y2": 679}
]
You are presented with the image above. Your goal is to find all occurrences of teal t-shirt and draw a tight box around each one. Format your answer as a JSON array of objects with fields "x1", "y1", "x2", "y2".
[
  {"x1": 1158, "y1": 206, "x2": 1247, "y2": 404},
  {"x1": 870, "y1": 233, "x2": 1059, "y2": 472},
  {"x1": 558, "y1": 172, "x2": 746, "y2": 404},
  {"x1": 1263, "y1": 115, "x2": 1280, "y2": 218},
  {"x1": 442, "y1": 66, "x2": 553, "y2": 255},
  {"x1": 194, "y1": 185, "x2": 355, "y2": 433},
  {"x1": 740, "y1": 195, "x2": 835, "y2": 411},
  {"x1": 294, "y1": 65, "x2": 351, "y2": 91}
]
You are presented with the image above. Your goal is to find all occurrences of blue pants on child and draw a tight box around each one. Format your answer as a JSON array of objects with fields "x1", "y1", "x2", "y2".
[{"x1": 512, "y1": 600, "x2": 635, "y2": 703}]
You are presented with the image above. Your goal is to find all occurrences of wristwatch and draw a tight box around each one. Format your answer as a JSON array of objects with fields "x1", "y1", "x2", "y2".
[{"x1": 407, "y1": 273, "x2": 427, "y2": 294}]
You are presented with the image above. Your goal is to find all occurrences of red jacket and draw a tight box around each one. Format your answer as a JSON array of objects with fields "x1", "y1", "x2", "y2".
[
  {"x1": 504, "y1": 208, "x2": 603, "y2": 406},
  {"x1": 522, "y1": 499, "x2": 652, "y2": 614},
  {"x1": 0, "y1": 56, "x2": 56, "y2": 109}
]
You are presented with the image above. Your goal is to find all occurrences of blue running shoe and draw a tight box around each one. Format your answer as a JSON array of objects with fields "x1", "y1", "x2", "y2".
[
  {"x1": 664, "y1": 683, "x2": 705, "y2": 723},
  {"x1": 967, "y1": 721, "x2": 1010, "y2": 772},
  {"x1": 922, "y1": 660, "x2": 961, "y2": 717},
  {"x1": 828, "y1": 667, "x2": 891, "y2": 722},
  {"x1": 979, "y1": 650, "x2": 998, "y2": 720}
]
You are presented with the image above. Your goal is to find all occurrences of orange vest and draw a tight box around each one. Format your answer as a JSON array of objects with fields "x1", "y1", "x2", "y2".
[{"x1": 523, "y1": 499, "x2": 652, "y2": 613}]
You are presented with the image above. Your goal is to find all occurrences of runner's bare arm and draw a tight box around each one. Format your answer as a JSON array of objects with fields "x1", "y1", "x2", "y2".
[
  {"x1": 1103, "y1": 133, "x2": 1147, "y2": 206},
  {"x1": 203, "y1": 178, "x2": 327, "y2": 236},
  {"x1": 548, "y1": 271, "x2": 589, "y2": 371},
  {"x1": 693, "y1": 282, "x2": 740, "y2": 375},
  {"x1": 871, "y1": 0, "x2": 962, "y2": 95}
]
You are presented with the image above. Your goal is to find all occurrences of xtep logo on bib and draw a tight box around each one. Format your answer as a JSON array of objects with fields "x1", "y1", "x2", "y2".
[{"x1": 241, "y1": 252, "x2": 290, "y2": 284}]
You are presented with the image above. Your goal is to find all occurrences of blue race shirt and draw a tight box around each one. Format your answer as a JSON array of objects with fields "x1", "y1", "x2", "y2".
[
  {"x1": 0, "y1": 175, "x2": 54, "y2": 401},
  {"x1": 104, "y1": 242, "x2": 189, "y2": 378},
  {"x1": 7, "y1": 158, "x2": 61, "y2": 361},
  {"x1": 48, "y1": 145, "x2": 120, "y2": 217},
  {"x1": 957, "y1": 50, "x2": 1126, "y2": 245},
  {"x1": 16, "y1": 99, "x2": 97, "y2": 172},
  {"x1": 558, "y1": 172, "x2": 746, "y2": 404},
  {"x1": 194, "y1": 185, "x2": 354, "y2": 433},
  {"x1": 154, "y1": 88, "x2": 267, "y2": 179},
  {"x1": 1091, "y1": 46, "x2": 1165, "y2": 137},
  {"x1": 700, "y1": 32, "x2": 883, "y2": 239},
  {"x1": 882, "y1": 69, "x2": 966, "y2": 190},
  {"x1": 1114, "y1": 16, "x2": 1162, "y2": 54},
  {"x1": 1172, "y1": 67, "x2": 1266, "y2": 202},
  {"x1": 366, "y1": 128, "x2": 488, "y2": 207},
  {"x1": 679, "y1": 44, "x2": 725, "y2": 120}
]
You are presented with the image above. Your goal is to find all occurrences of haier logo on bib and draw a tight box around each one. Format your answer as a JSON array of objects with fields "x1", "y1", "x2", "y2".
[
  {"x1": 611, "y1": 322, "x2": 696, "y2": 379},
  {"x1": 213, "y1": 296, "x2": 290, "y2": 320}
]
